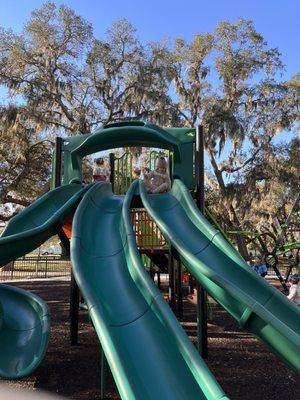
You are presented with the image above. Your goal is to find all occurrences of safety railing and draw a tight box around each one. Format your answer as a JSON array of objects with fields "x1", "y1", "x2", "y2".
[
  {"x1": 112, "y1": 152, "x2": 133, "y2": 195},
  {"x1": 110, "y1": 150, "x2": 169, "y2": 195},
  {"x1": 131, "y1": 209, "x2": 167, "y2": 251}
]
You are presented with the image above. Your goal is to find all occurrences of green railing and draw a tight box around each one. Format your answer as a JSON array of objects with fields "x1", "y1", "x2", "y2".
[
  {"x1": 111, "y1": 150, "x2": 169, "y2": 195},
  {"x1": 112, "y1": 152, "x2": 133, "y2": 195}
]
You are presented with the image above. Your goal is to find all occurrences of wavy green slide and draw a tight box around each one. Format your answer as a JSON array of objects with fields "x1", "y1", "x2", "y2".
[
  {"x1": 0, "y1": 183, "x2": 91, "y2": 266},
  {"x1": 71, "y1": 182, "x2": 229, "y2": 400},
  {"x1": 139, "y1": 179, "x2": 300, "y2": 374},
  {"x1": 0, "y1": 183, "x2": 91, "y2": 379}
]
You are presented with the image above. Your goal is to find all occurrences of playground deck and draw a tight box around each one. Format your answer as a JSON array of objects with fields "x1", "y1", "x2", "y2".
[{"x1": 1, "y1": 279, "x2": 299, "y2": 400}]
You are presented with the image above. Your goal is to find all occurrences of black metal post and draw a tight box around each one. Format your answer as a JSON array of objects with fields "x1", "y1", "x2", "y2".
[
  {"x1": 168, "y1": 247, "x2": 175, "y2": 312},
  {"x1": 54, "y1": 137, "x2": 63, "y2": 188},
  {"x1": 157, "y1": 271, "x2": 161, "y2": 290},
  {"x1": 177, "y1": 260, "x2": 183, "y2": 320},
  {"x1": 195, "y1": 125, "x2": 208, "y2": 358},
  {"x1": 169, "y1": 151, "x2": 173, "y2": 184},
  {"x1": 70, "y1": 270, "x2": 80, "y2": 345},
  {"x1": 109, "y1": 153, "x2": 115, "y2": 192},
  {"x1": 58, "y1": 229, "x2": 80, "y2": 346},
  {"x1": 100, "y1": 348, "x2": 107, "y2": 399},
  {"x1": 150, "y1": 261, "x2": 155, "y2": 280},
  {"x1": 189, "y1": 273, "x2": 194, "y2": 294},
  {"x1": 54, "y1": 138, "x2": 80, "y2": 346}
]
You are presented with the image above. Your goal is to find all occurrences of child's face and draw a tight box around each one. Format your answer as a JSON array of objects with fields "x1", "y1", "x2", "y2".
[{"x1": 156, "y1": 159, "x2": 167, "y2": 173}]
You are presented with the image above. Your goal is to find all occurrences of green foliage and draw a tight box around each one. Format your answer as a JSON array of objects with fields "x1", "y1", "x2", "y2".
[
  {"x1": 0, "y1": 5, "x2": 177, "y2": 134},
  {"x1": 0, "y1": 105, "x2": 51, "y2": 220}
]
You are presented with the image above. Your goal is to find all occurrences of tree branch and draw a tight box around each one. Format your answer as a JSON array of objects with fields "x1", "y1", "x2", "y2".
[{"x1": 2, "y1": 195, "x2": 31, "y2": 207}]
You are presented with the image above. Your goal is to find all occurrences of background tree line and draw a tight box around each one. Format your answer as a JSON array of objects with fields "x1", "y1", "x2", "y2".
[{"x1": 0, "y1": 2, "x2": 299, "y2": 256}]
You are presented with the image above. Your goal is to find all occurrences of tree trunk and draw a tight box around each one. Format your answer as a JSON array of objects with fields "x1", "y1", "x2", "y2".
[
  {"x1": 60, "y1": 242, "x2": 69, "y2": 260},
  {"x1": 229, "y1": 204, "x2": 249, "y2": 259},
  {"x1": 208, "y1": 151, "x2": 249, "y2": 259},
  {"x1": 276, "y1": 192, "x2": 300, "y2": 248}
]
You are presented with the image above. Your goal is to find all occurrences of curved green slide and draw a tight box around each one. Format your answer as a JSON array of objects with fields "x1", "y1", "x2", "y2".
[
  {"x1": 0, "y1": 182, "x2": 92, "y2": 379},
  {"x1": 71, "y1": 182, "x2": 229, "y2": 400},
  {"x1": 0, "y1": 183, "x2": 92, "y2": 266},
  {"x1": 138, "y1": 179, "x2": 300, "y2": 374},
  {"x1": 0, "y1": 284, "x2": 50, "y2": 379}
]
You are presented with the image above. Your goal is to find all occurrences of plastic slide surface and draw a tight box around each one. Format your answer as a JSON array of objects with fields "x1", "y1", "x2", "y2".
[
  {"x1": 0, "y1": 183, "x2": 92, "y2": 267},
  {"x1": 71, "y1": 182, "x2": 229, "y2": 400},
  {"x1": 0, "y1": 284, "x2": 50, "y2": 378},
  {"x1": 139, "y1": 179, "x2": 300, "y2": 374},
  {"x1": 0, "y1": 183, "x2": 93, "y2": 379}
]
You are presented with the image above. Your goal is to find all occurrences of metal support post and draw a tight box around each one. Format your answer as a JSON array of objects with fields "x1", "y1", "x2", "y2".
[
  {"x1": 157, "y1": 271, "x2": 161, "y2": 290},
  {"x1": 168, "y1": 247, "x2": 176, "y2": 312},
  {"x1": 150, "y1": 261, "x2": 155, "y2": 280},
  {"x1": 58, "y1": 229, "x2": 80, "y2": 346},
  {"x1": 54, "y1": 137, "x2": 63, "y2": 188},
  {"x1": 109, "y1": 153, "x2": 115, "y2": 192},
  {"x1": 100, "y1": 348, "x2": 107, "y2": 399},
  {"x1": 70, "y1": 270, "x2": 80, "y2": 345},
  {"x1": 54, "y1": 138, "x2": 80, "y2": 345},
  {"x1": 195, "y1": 125, "x2": 208, "y2": 358},
  {"x1": 177, "y1": 260, "x2": 183, "y2": 320}
]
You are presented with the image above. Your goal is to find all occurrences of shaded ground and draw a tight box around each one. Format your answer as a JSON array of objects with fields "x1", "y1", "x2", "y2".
[{"x1": 1, "y1": 279, "x2": 299, "y2": 399}]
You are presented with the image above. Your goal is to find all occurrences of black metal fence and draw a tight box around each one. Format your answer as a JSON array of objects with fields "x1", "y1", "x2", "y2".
[
  {"x1": 1, "y1": 254, "x2": 297, "y2": 283},
  {"x1": 0, "y1": 255, "x2": 71, "y2": 281}
]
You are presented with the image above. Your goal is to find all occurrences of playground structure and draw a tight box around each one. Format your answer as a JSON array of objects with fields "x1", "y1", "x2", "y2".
[{"x1": 0, "y1": 121, "x2": 299, "y2": 399}]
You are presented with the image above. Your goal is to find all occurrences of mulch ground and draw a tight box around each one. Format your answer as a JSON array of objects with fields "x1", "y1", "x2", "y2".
[{"x1": 1, "y1": 278, "x2": 299, "y2": 399}]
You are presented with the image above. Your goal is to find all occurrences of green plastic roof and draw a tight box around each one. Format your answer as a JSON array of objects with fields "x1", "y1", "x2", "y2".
[{"x1": 62, "y1": 122, "x2": 196, "y2": 153}]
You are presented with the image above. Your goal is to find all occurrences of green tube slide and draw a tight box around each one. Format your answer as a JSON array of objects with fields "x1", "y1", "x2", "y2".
[
  {"x1": 0, "y1": 183, "x2": 93, "y2": 379},
  {"x1": 138, "y1": 179, "x2": 300, "y2": 374},
  {"x1": 0, "y1": 183, "x2": 92, "y2": 267},
  {"x1": 0, "y1": 284, "x2": 50, "y2": 379},
  {"x1": 71, "y1": 182, "x2": 229, "y2": 400}
]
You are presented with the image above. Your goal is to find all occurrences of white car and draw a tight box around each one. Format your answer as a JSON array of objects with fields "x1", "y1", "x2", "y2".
[{"x1": 42, "y1": 245, "x2": 62, "y2": 255}]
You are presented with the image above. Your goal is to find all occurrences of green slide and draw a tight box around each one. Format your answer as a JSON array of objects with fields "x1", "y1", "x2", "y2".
[
  {"x1": 0, "y1": 182, "x2": 92, "y2": 379},
  {"x1": 139, "y1": 179, "x2": 300, "y2": 374},
  {"x1": 71, "y1": 182, "x2": 229, "y2": 400},
  {"x1": 0, "y1": 284, "x2": 50, "y2": 379},
  {"x1": 0, "y1": 182, "x2": 91, "y2": 267}
]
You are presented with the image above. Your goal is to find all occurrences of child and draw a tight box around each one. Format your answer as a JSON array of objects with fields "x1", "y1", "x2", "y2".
[
  {"x1": 287, "y1": 274, "x2": 300, "y2": 306},
  {"x1": 143, "y1": 157, "x2": 171, "y2": 194},
  {"x1": 92, "y1": 158, "x2": 109, "y2": 182}
]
